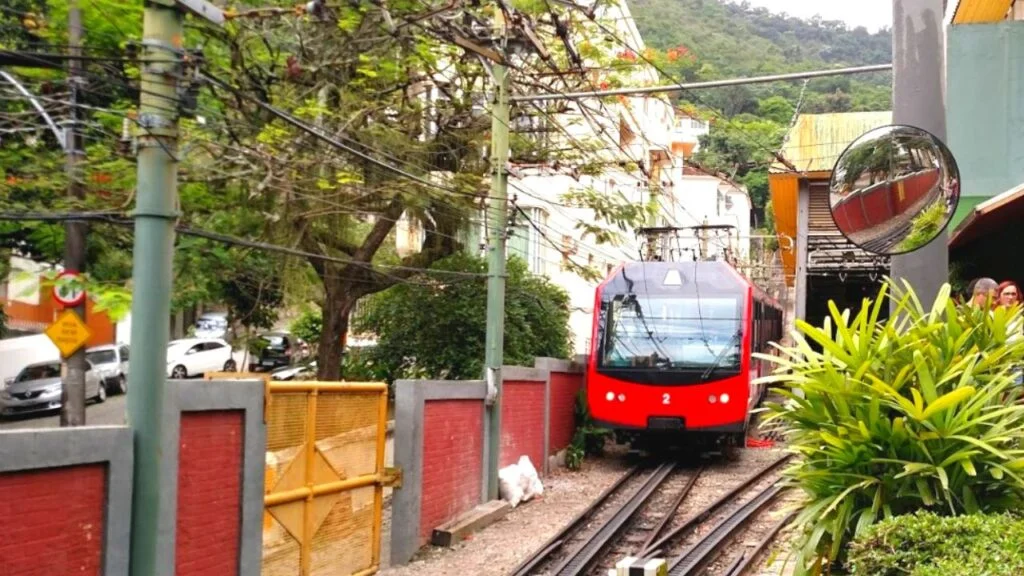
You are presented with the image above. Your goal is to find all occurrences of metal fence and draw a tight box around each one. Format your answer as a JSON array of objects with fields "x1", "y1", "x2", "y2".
[{"x1": 206, "y1": 374, "x2": 397, "y2": 576}]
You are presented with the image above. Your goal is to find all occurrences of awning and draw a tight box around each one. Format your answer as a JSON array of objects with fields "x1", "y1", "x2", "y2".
[
  {"x1": 949, "y1": 182, "x2": 1024, "y2": 249},
  {"x1": 949, "y1": 0, "x2": 1014, "y2": 25}
]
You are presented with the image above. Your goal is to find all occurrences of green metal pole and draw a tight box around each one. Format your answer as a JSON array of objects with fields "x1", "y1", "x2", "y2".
[
  {"x1": 127, "y1": 2, "x2": 181, "y2": 574},
  {"x1": 484, "y1": 62, "x2": 509, "y2": 501}
]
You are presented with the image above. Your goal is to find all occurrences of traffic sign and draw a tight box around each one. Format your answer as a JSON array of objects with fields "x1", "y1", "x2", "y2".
[
  {"x1": 53, "y1": 271, "x2": 86, "y2": 307},
  {"x1": 45, "y1": 309, "x2": 92, "y2": 358}
]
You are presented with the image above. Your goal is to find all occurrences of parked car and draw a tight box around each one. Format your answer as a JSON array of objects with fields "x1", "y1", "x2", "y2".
[
  {"x1": 166, "y1": 338, "x2": 239, "y2": 379},
  {"x1": 0, "y1": 360, "x2": 105, "y2": 418},
  {"x1": 86, "y1": 344, "x2": 130, "y2": 395},
  {"x1": 250, "y1": 331, "x2": 308, "y2": 371},
  {"x1": 193, "y1": 312, "x2": 229, "y2": 339}
]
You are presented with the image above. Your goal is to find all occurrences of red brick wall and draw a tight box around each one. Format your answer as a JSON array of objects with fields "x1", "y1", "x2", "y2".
[
  {"x1": 420, "y1": 399, "x2": 483, "y2": 541},
  {"x1": 175, "y1": 410, "x2": 244, "y2": 576},
  {"x1": 0, "y1": 464, "x2": 106, "y2": 576},
  {"x1": 548, "y1": 371, "x2": 583, "y2": 454},
  {"x1": 500, "y1": 380, "x2": 545, "y2": 470}
]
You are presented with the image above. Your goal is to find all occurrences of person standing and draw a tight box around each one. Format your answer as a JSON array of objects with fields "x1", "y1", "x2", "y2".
[
  {"x1": 997, "y1": 281, "x2": 1021, "y2": 309},
  {"x1": 969, "y1": 278, "x2": 999, "y2": 309}
]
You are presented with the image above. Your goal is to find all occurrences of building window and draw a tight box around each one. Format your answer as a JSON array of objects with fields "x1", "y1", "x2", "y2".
[
  {"x1": 511, "y1": 207, "x2": 547, "y2": 275},
  {"x1": 528, "y1": 208, "x2": 546, "y2": 275}
]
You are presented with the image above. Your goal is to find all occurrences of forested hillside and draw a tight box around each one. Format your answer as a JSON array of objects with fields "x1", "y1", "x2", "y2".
[{"x1": 626, "y1": 0, "x2": 893, "y2": 224}]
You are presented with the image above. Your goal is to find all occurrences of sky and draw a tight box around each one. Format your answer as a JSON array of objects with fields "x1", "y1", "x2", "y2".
[{"x1": 734, "y1": 0, "x2": 894, "y2": 32}]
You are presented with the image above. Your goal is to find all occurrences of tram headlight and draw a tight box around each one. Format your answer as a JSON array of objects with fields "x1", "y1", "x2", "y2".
[
  {"x1": 606, "y1": 391, "x2": 615, "y2": 402},
  {"x1": 617, "y1": 393, "x2": 626, "y2": 402},
  {"x1": 708, "y1": 395, "x2": 717, "y2": 404},
  {"x1": 719, "y1": 393, "x2": 730, "y2": 404}
]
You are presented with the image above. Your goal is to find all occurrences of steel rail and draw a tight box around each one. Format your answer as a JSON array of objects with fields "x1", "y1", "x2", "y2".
[
  {"x1": 509, "y1": 464, "x2": 642, "y2": 576},
  {"x1": 723, "y1": 511, "x2": 797, "y2": 576},
  {"x1": 638, "y1": 467, "x2": 703, "y2": 553},
  {"x1": 552, "y1": 462, "x2": 678, "y2": 576},
  {"x1": 667, "y1": 483, "x2": 785, "y2": 576},
  {"x1": 641, "y1": 453, "x2": 792, "y2": 555}
]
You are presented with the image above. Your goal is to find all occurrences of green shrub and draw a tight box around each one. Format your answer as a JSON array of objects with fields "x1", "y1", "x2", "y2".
[
  {"x1": 897, "y1": 200, "x2": 947, "y2": 252},
  {"x1": 566, "y1": 390, "x2": 612, "y2": 471},
  {"x1": 758, "y1": 279, "x2": 1024, "y2": 574},
  {"x1": 290, "y1": 307, "x2": 322, "y2": 350},
  {"x1": 848, "y1": 511, "x2": 1024, "y2": 575}
]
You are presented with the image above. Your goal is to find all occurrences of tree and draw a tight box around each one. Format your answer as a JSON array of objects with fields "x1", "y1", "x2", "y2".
[
  {"x1": 183, "y1": 1, "x2": 650, "y2": 379},
  {"x1": 693, "y1": 114, "x2": 785, "y2": 223},
  {"x1": 1, "y1": 1, "x2": 682, "y2": 382},
  {"x1": 354, "y1": 253, "x2": 572, "y2": 381}
]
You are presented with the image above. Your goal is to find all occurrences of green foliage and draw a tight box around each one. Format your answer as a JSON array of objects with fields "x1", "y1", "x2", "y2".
[
  {"x1": 218, "y1": 251, "x2": 284, "y2": 332},
  {"x1": 758, "y1": 279, "x2": 1024, "y2": 574},
  {"x1": 847, "y1": 511, "x2": 1024, "y2": 576},
  {"x1": 341, "y1": 347, "x2": 391, "y2": 384},
  {"x1": 354, "y1": 253, "x2": 572, "y2": 382},
  {"x1": 897, "y1": 201, "x2": 948, "y2": 253},
  {"x1": 566, "y1": 390, "x2": 612, "y2": 471},
  {"x1": 629, "y1": 0, "x2": 892, "y2": 224},
  {"x1": 290, "y1": 307, "x2": 323, "y2": 349}
]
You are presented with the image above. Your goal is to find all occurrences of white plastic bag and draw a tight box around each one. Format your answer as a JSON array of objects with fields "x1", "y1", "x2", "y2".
[
  {"x1": 517, "y1": 455, "x2": 544, "y2": 500},
  {"x1": 498, "y1": 463, "x2": 525, "y2": 508}
]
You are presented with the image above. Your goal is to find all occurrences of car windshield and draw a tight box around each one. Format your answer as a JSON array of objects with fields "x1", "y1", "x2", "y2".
[
  {"x1": 17, "y1": 363, "x2": 61, "y2": 382},
  {"x1": 196, "y1": 317, "x2": 226, "y2": 330},
  {"x1": 87, "y1": 350, "x2": 117, "y2": 364},
  {"x1": 599, "y1": 295, "x2": 742, "y2": 370}
]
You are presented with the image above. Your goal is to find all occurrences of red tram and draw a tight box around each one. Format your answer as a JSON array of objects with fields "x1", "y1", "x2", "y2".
[{"x1": 585, "y1": 260, "x2": 784, "y2": 451}]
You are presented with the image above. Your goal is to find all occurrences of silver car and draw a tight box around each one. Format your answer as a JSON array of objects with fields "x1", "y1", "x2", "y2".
[
  {"x1": 86, "y1": 344, "x2": 130, "y2": 395},
  {"x1": 0, "y1": 360, "x2": 106, "y2": 418}
]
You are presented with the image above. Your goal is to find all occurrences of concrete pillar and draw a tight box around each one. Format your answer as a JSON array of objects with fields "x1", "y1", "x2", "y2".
[{"x1": 890, "y1": 0, "x2": 948, "y2": 311}]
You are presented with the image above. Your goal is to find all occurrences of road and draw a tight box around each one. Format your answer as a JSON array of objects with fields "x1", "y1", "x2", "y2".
[{"x1": 0, "y1": 393, "x2": 126, "y2": 429}]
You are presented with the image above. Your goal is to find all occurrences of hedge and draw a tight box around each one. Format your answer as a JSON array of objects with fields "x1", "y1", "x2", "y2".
[{"x1": 848, "y1": 511, "x2": 1024, "y2": 575}]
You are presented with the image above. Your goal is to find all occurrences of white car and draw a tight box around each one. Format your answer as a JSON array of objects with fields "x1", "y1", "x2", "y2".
[{"x1": 166, "y1": 338, "x2": 240, "y2": 379}]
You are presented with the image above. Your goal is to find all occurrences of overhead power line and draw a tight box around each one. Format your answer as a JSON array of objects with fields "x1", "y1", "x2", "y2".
[
  {"x1": 0, "y1": 211, "x2": 488, "y2": 278},
  {"x1": 510, "y1": 64, "x2": 893, "y2": 102},
  {"x1": 198, "y1": 70, "x2": 487, "y2": 201}
]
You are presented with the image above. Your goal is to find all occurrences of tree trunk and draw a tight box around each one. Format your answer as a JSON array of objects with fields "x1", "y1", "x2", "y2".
[{"x1": 318, "y1": 282, "x2": 356, "y2": 381}]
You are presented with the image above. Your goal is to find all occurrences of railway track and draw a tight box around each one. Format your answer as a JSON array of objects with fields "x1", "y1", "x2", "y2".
[{"x1": 511, "y1": 453, "x2": 794, "y2": 576}]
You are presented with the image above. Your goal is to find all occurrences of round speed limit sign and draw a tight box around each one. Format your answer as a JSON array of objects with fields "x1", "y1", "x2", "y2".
[{"x1": 53, "y1": 271, "x2": 86, "y2": 307}]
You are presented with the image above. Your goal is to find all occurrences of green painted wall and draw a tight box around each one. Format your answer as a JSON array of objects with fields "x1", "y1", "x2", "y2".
[
  {"x1": 947, "y1": 22, "x2": 1024, "y2": 229},
  {"x1": 949, "y1": 195, "x2": 985, "y2": 231}
]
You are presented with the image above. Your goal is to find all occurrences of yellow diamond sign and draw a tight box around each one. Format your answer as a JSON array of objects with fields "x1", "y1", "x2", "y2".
[{"x1": 45, "y1": 310, "x2": 92, "y2": 358}]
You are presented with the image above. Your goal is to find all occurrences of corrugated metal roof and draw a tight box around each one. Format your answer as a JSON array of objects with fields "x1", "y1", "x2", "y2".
[
  {"x1": 951, "y1": 0, "x2": 1013, "y2": 24},
  {"x1": 771, "y1": 112, "x2": 893, "y2": 174}
]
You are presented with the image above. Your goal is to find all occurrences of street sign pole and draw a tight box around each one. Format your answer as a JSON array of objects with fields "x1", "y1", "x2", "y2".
[
  {"x1": 61, "y1": 0, "x2": 88, "y2": 427},
  {"x1": 890, "y1": 0, "x2": 948, "y2": 311}
]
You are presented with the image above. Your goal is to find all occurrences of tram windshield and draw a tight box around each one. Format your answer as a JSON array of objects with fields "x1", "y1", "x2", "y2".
[{"x1": 599, "y1": 294, "x2": 743, "y2": 371}]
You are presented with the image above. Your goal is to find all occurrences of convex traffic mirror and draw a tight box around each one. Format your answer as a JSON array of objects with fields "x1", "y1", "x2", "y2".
[{"x1": 829, "y1": 125, "x2": 960, "y2": 255}]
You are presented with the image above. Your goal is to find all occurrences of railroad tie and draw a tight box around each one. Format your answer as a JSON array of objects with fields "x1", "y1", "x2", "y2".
[{"x1": 613, "y1": 557, "x2": 668, "y2": 576}]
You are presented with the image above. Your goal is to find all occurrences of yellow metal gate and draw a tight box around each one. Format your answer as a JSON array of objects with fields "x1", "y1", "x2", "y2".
[{"x1": 259, "y1": 381, "x2": 399, "y2": 576}]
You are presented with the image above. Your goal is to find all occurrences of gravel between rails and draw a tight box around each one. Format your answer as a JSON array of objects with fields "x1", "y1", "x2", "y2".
[
  {"x1": 378, "y1": 445, "x2": 634, "y2": 576},
  {"x1": 378, "y1": 401, "x2": 800, "y2": 576}
]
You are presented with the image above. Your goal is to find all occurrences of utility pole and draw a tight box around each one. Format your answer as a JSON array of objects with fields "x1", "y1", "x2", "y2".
[
  {"x1": 127, "y1": 1, "x2": 183, "y2": 573},
  {"x1": 483, "y1": 11, "x2": 510, "y2": 502},
  {"x1": 61, "y1": 0, "x2": 87, "y2": 427},
  {"x1": 890, "y1": 0, "x2": 947, "y2": 312}
]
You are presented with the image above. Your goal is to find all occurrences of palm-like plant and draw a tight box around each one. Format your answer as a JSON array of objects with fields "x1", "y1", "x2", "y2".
[{"x1": 757, "y1": 279, "x2": 1024, "y2": 575}]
